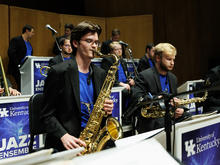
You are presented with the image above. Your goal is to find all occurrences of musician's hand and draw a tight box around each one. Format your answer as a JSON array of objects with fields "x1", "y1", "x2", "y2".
[
  {"x1": 128, "y1": 78, "x2": 135, "y2": 86},
  {"x1": 119, "y1": 82, "x2": 131, "y2": 90},
  {"x1": 170, "y1": 97, "x2": 181, "y2": 106},
  {"x1": 9, "y1": 87, "x2": 21, "y2": 96},
  {"x1": 0, "y1": 88, "x2": 4, "y2": 94},
  {"x1": 175, "y1": 108, "x2": 184, "y2": 118},
  {"x1": 103, "y1": 99, "x2": 114, "y2": 115},
  {"x1": 61, "y1": 133, "x2": 86, "y2": 150}
]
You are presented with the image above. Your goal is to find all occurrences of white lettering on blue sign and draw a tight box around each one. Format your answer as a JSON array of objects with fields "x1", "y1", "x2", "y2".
[
  {"x1": 109, "y1": 95, "x2": 118, "y2": 103},
  {"x1": 36, "y1": 80, "x2": 45, "y2": 87},
  {"x1": 0, "y1": 135, "x2": 30, "y2": 151},
  {"x1": 0, "y1": 108, "x2": 9, "y2": 118},
  {"x1": 184, "y1": 131, "x2": 220, "y2": 158},
  {"x1": 35, "y1": 63, "x2": 41, "y2": 69},
  {"x1": 0, "y1": 148, "x2": 29, "y2": 159},
  {"x1": 185, "y1": 140, "x2": 196, "y2": 157}
]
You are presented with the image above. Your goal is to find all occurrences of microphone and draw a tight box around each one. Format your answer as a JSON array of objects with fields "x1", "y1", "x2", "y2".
[
  {"x1": 119, "y1": 41, "x2": 128, "y2": 47},
  {"x1": 45, "y1": 24, "x2": 58, "y2": 34}
]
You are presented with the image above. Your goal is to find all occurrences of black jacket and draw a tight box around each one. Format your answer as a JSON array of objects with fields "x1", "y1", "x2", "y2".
[
  {"x1": 101, "y1": 57, "x2": 130, "y2": 86},
  {"x1": 131, "y1": 67, "x2": 178, "y2": 133},
  {"x1": 48, "y1": 54, "x2": 64, "y2": 67},
  {"x1": 8, "y1": 36, "x2": 33, "y2": 75},
  {"x1": 137, "y1": 55, "x2": 153, "y2": 73},
  {"x1": 41, "y1": 56, "x2": 107, "y2": 151}
]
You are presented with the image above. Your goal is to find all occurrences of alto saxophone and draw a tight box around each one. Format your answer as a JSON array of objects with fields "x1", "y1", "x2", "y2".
[
  {"x1": 141, "y1": 91, "x2": 208, "y2": 118},
  {"x1": 79, "y1": 50, "x2": 123, "y2": 155}
]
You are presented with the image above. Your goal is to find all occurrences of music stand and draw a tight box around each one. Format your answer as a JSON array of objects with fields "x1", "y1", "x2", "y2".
[{"x1": 123, "y1": 80, "x2": 220, "y2": 153}]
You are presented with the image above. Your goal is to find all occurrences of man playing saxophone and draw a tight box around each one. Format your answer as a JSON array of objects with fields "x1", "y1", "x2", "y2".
[
  {"x1": 130, "y1": 43, "x2": 188, "y2": 133},
  {"x1": 41, "y1": 21, "x2": 114, "y2": 152}
]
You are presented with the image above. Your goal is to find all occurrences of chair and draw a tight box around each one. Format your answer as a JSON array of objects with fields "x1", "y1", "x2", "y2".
[{"x1": 29, "y1": 93, "x2": 45, "y2": 153}]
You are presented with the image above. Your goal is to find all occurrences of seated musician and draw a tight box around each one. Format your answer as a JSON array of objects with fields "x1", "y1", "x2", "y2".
[
  {"x1": 101, "y1": 41, "x2": 135, "y2": 90},
  {"x1": 101, "y1": 41, "x2": 135, "y2": 112},
  {"x1": 0, "y1": 64, "x2": 21, "y2": 96},
  {"x1": 129, "y1": 43, "x2": 189, "y2": 133},
  {"x1": 48, "y1": 37, "x2": 72, "y2": 67}
]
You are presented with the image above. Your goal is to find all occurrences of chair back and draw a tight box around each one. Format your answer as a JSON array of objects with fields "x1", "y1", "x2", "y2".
[{"x1": 29, "y1": 93, "x2": 45, "y2": 152}]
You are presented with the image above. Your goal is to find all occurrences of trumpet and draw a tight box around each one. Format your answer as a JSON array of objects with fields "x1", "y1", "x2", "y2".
[{"x1": 0, "y1": 57, "x2": 10, "y2": 96}]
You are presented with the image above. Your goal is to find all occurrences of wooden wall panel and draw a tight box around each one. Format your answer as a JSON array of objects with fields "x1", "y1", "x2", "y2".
[
  {"x1": 10, "y1": 6, "x2": 60, "y2": 57},
  {"x1": 106, "y1": 15, "x2": 153, "y2": 59},
  {"x1": 0, "y1": 5, "x2": 9, "y2": 70},
  {"x1": 84, "y1": 0, "x2": 220, "y2": 85},
  {"x1": 60, "y1": 14, "x2": 106, "y2": 43}
]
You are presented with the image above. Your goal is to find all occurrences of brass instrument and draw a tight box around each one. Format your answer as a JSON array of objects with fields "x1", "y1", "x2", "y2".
[
  {"x1": 0, "y1": 57, "x2": 10, "y2": 96},
  {"x1": 40, "y1": 66, "x2": 50, "y2": 77},
  {"x1": 79, "y1": 50, "x2": 123, "y2": 155},
  {"x1": 141, "y1": 91, "x2": 208, "y2": 118}
]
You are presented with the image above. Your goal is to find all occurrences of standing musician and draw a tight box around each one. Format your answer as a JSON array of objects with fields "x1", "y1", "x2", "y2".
[
  {"x1": 41, "y1": 21, "x2": 114, "y2": 152},
  {"x1": 7, "y1": 25, "x2": 35, "y2": 91},
  {"x1": 130, "y1": 43, "x2": 188, "y2": 133}
]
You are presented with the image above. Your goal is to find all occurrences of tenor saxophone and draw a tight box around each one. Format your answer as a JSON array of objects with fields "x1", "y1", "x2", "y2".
[
  {"x1": 79, "y1": 50, "x2": 123, "y2": 155},
  {"x1": 141, "y1": 91, "x2": 208, "y2": 118}
]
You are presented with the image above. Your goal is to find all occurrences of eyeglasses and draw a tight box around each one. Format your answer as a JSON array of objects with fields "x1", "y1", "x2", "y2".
[
  {"x1": 113, "y1": 48, "x2": 122, "y2": 51},
  {"x1": 80, "y1": 39, "x2": 100, "y2": 47},
  {"x1": 63, "y1": 44, "x2": 71, "y2": 48}
]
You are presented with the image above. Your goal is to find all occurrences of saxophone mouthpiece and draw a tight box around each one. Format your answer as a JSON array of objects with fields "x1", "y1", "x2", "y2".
[
  {"x1": 90, "y1": 49, "x2": 105, "y2": 57},
  {"x1": 90, "y1": 49, "x2": 97, "y2": 58},
  {"x1": 90, "y1": 49, "x2": 97, "y2": 53}
]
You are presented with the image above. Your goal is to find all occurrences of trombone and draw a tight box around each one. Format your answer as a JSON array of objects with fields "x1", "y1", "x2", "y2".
[{"x1": 0, "y1": 56, "x2": 10, "y2": 96}]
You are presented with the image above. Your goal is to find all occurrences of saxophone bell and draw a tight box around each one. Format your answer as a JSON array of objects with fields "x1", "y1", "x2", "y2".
[{"x1": 106, "y1": 117, "x2": 123, "y2": 140}]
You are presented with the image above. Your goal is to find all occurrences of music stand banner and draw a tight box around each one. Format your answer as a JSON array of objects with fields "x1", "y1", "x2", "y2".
[
  {"x1": 0, "y1": 97, "x2": 40, "y2": 159},
  {"x1": 33, "y1": 60, "x2": 49, "y2": 94},
  {"x1": 126, "y1": 59, "x2": 139, "y2": 78},
  {"x1": 182, "y1": 122, "x2": 220, "y2": 165},
  {"x1": 111, "y1": 87, "x2": 123, "y2": 125},
  {"x1": 20, "y1": 56, "x2": 52, "y2": 95},
  {"x1": 175, "y1": 114, "x2": 220, "y2": 165}
]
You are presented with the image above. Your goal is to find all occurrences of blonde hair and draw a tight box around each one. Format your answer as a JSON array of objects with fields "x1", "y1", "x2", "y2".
[
  {"x1": 109, "y1": 41, "x2": 121, "y2": 51},
  {"x1": 154, "y1": 43, "x2": 177, "y2": 58}
]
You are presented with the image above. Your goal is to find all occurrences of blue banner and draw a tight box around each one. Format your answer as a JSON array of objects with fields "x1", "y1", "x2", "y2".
[
  {"x1": 182, "y1": 123, "x2": 220, "y2": 165},
  {"x1": 34, "y1": 61, "x2": 49, "y2": 94},
  {"x1": 0, "y1": 101, "x2": 39, "y2": 159},
  {"x1": 110, "y1": 91, "x2": 120, "y2": 123},
  {"x1": 126, "y1": 60, "x2": 139, "y2": 78}
]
